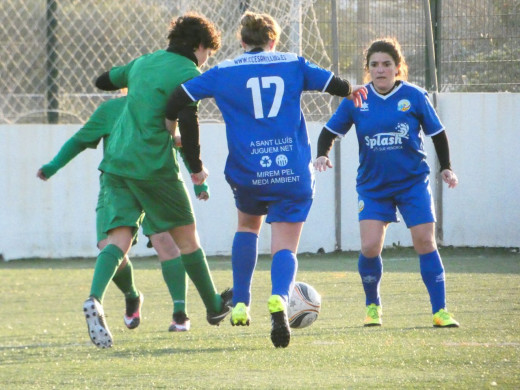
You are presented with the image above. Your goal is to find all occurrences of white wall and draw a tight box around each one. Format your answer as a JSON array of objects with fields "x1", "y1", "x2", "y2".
[
  {"x1": 0, "y1": 93, "x2": 518, "y2": 260},
  {"x1": 438, "y1": 93, "x2": 520, "y2": 247}
]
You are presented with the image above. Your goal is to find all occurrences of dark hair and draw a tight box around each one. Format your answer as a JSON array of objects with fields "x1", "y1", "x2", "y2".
[
  {"x1": 167, "y1": 13, "x2": 221, "y2": 51},
  {"x1": 363, "y1": 37, "x2": 409, "y2": 82},
  {"x1": 238, "y1": 11, "x2": 280, "y2": 48}
]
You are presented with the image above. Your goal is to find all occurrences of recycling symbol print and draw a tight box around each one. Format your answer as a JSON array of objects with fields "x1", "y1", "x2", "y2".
[{"x1": 260, "y1": 156, "x2": 272, "y2": 168}]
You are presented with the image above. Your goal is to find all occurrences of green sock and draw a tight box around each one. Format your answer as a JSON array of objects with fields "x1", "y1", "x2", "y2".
[
  {"x1": 161, "y1": 257, "x2": 188, "y2": 315},
  {"x1": 181, "y1": 248, "x2": 220, "y2": 313},
  {"x1": 112, "y1": 258, "x2": 139, "y2": 299},
  {"x1": 89, "y1": 244, "x2": 125, "y2": 303}
]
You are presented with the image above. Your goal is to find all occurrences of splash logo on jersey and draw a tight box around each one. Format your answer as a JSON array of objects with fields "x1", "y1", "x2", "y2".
[
  {"x1": 360, "y1": 101, "x2": 369, "y2": 112},
  {"x1": 395, "y1": 122, "x2": 410, "y2": 138},
  {"x1": 397, "y1": 99, "x2": 411, "y2": 112},
  {"x1": 358, "y1": 200, "x2": 365, "y2": 213},
  {"x1": 364, "y1": 123, "x2": 409, "y2": 150}
]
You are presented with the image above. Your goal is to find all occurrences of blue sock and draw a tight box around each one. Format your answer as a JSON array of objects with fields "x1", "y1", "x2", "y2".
[
  {"x1": 420, "y1": 250, "x2": 446, "y2": 314},
  {"x1": 271, "y1": 249, "x2": 298, "y2": 302},
  {"x1": 231, "y1": 232, "x2": 258, "y2": 305},
  {"x1": 358, "y1": 253, "x2": 383, "y2": 306}
]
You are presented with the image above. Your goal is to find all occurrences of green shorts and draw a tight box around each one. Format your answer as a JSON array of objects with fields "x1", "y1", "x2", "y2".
[
  {"x1": 96, "y1": 175, "x2": 140, "y2": 244},
  {"x1": 102, "y1": 172, "x2": 195, "y2": 235}
]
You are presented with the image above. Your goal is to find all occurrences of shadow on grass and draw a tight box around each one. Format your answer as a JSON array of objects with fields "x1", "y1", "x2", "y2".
[{"x1": 1, "y1": 247, "x2": 518, "y2": 274}]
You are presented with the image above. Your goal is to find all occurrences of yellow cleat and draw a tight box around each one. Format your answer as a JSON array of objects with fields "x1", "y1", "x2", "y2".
[
  {"x1": 230, "y1": 302, "x2": 251, "y2": 326},
  {"x1": 433, "y1": 309, "x2": 460, "y2": 328},
  {"x1": 364, "y1": 303, "x2": 382, "y2": 327}
]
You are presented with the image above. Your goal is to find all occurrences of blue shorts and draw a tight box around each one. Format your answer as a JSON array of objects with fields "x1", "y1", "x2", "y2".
[
  {"x1": 229, "y1": 183, "x2": 312, "y2": 224},
  {"x1": 358, "y1": 179, "x2": 436, "y2": 228}
]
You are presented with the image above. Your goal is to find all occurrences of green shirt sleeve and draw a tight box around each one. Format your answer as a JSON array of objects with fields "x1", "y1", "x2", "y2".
[
  {"x1": 40, "y1": 138, "x2": 87, "y2": 179},
  {"x1": 175, "y1": 146, "x2": 209, "y2": 196},
  {"x1": 109, "y1": 57, "x2": 139, "y2": 88}
]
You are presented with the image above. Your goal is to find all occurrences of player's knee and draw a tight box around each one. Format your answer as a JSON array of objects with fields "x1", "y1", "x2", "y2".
[
  {"x1": 413, "y1": 237, "x2": 436, "y2": 254},
  {"x1": 360, "y1": 241, "x2": 383, "y2": 258},
  {"x1": 151, "y1": 233, "x2": 181, "y2": 260}
]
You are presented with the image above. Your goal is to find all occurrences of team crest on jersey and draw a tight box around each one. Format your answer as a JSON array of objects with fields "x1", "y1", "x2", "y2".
[
  {"x1": 397, "y1": 99, "x2": 411, "y2": 112},
  {"x1": 358, "y1": 200, "x2": 364, "y2": 213},
  {"x1": 360, "y1": 102, "x2": 369, "y2": 112}
]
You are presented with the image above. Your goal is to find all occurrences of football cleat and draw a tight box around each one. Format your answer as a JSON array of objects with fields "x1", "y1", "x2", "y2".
[
  {"x1": 124, "y1": 292, "x2": 143, "y2": 330},
  {"x1": 268, "y1": 295, "x2": 291, "y2": 348},
  {"x1": 433, "y1": 309, "x2": 460, "y2": 328},
  {"x1": 230, "y1": 302, "x2": 251, "y2": 326},
  {"x1": 364, "y1": 303, "x2": 382, "y2": 327},
  {"x1": 169, "y1": 311, "x2": 191, "y2": 332},
  {"x1": 207, "y1": 288, "x2": 233, "y2": 325},
  {"x1": 83, "y1": 297, "x2": 113, "y2": 348}
]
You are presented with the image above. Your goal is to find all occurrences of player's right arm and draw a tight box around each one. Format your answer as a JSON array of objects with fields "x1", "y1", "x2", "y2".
[
  {"x1": 37, "y1": 137, "x2": 88, "y2": 180},
  {"x1": 165, "y1": 84, "x2": 204, "y2": 175},
  {"x1": 95, "y1": 71, "x2": 120, "y2": 90},
  {"x1": 37, "y1": 99, "x2": 118, "y2": 180},
  {"x1": 313, "y1": 98, "x2": 354, "y2": 172},
  {"x1": 95, "y1": 58, "x2": 139, "y2": 90},
  {"x1": 165, "y1": 67, "x2": 218, "y2": 182},
  {"x1": 174, "y1": 146, "x2": 210, "y2": 200}
]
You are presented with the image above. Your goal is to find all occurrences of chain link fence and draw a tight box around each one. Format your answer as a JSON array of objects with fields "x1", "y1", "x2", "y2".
[{"x1": 0, "y1": 0, "x2": 518, "y2": 124}]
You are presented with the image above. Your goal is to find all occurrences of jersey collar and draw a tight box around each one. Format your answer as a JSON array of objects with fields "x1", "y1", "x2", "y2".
[
  {"x1": 245, "y1": 47, "x2": 265, "y2": 53},
  {"x1": 167, "y1": 45, "x2": 198, "y2": 66},
  {"x1": 369, "y1": 80, "x2": 402, "y2": 99}
]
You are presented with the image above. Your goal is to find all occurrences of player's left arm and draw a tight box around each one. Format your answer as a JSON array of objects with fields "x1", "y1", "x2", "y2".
[
  {"x1": 431, "y1": 131, "x2": 458, "y2": 188},
  {"x1": 420, "y1": 91, "x2": 458, "y2": 189},
  {"x1": 325, "y1": 77, "x2": 367, "y2": 108},
  {"x1": 302, "y1": 58, "x2": 367, "y2": 106}
]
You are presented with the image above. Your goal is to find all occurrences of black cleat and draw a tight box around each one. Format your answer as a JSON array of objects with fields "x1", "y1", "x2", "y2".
[
  {"x1": 268, "y1": 295, "x2": 291, "y2": 348},
  {"x1": 124, "y1": 292, "x2": 143, "y2": 329},
  {"x1": 169, "y1": 311, "x2": 191, "y2": 332},
  {"x1": 207, "y1": 288, "x2": 233, "y2": 325}
]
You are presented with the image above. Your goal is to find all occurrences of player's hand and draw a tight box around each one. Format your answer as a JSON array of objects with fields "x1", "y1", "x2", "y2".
[
  {"x1": 197, "y1": 191, "x2": 209, "y2": 201},
  {"x1": 173, "y1": 135, "x2": 182, "y2": 147},
  {"x1": 441, "y1": 169, "x2": 458, "y2": 188},
  {"x1": 36, "y1": 168, "x2": 48, "y2": 181},
  {"x1": 313, "y1": 156, "x2": 333, "y2": 172},
  {"x1": 165, "y1": 118, "x2": 178, "y2": 137},
  {"x1": 347, "y1": 85, "x2": 368, "y2": 108},
  {"x1": 191, "y1": 166, "x2": 208, "y2": 185}
]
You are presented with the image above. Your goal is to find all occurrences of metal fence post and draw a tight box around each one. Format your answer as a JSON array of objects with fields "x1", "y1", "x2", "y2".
[
  {"x1": 331, "y1": 0, "x2": 342, "y2": 251},
  {"x1": 424, "y1": 0, "x2": 443, "y2": 244},
  {"x1": 46, "y1": 0, "x2": 59, "y2": 124}
]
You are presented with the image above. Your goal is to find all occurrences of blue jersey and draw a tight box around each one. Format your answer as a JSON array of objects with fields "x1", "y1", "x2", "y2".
[
  {"x1": 182, "y1": 51, "x2": 333, "y2": 200},
  {"x1": 325, "y1": 81, "x2": 444, "y2": 198}
]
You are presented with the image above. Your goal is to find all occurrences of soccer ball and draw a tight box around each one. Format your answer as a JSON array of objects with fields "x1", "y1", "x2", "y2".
[{"x1": 287, "y1": 281, "x2": 321, "y2": 329}]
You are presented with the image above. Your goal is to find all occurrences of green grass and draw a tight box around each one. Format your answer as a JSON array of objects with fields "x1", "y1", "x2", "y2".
[{"x1": 1, "y1": 247, "x2": 519, "y2": 389}]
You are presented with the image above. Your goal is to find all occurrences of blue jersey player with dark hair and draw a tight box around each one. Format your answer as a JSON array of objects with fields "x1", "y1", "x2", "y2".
[
  {"x1": 166, "y1": 11, "x2": 367, "y2": 348},
  {"x1": 315, "y1": 37, "x2": 460, "y2": 328}
]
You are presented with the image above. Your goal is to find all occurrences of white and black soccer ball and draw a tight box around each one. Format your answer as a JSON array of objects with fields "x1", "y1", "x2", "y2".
[{"x1": 287, "y1": 281, "x2": 321, "y2": 329}]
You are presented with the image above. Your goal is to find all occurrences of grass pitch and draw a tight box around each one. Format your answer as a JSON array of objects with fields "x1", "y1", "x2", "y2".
[{"x1": 1, "y1": 247, "x2": 519, "y2": 389}]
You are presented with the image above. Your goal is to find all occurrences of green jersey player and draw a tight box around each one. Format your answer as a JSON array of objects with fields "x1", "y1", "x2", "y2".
[
  {"x1": 37, "y1": 95, "x2": 209, "y2": 336},
  {"x1": 85, "y1": 13, "x2": 231, "y2": 348}
]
